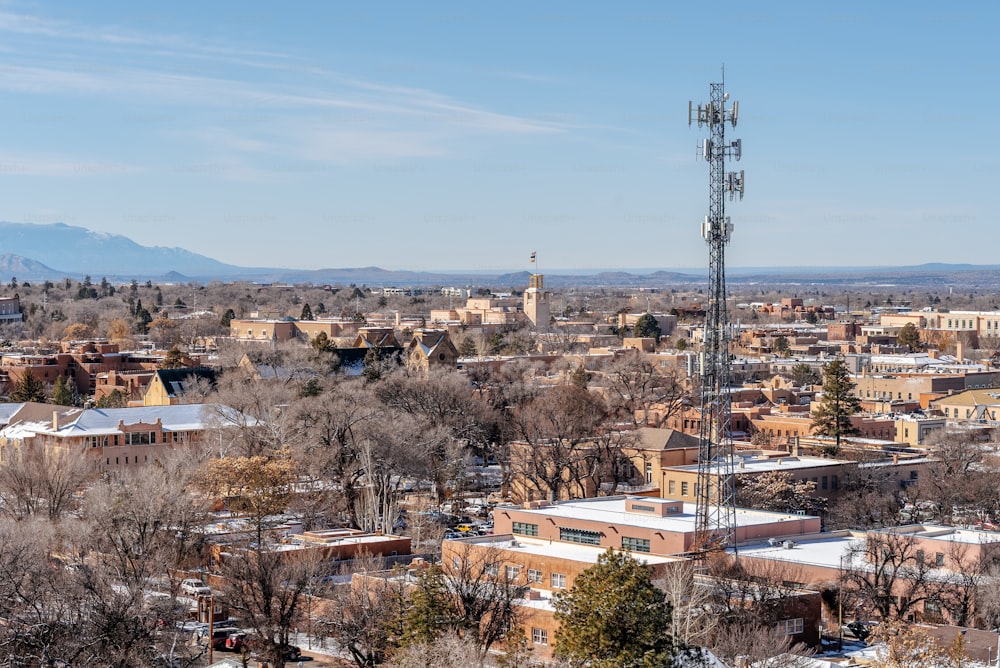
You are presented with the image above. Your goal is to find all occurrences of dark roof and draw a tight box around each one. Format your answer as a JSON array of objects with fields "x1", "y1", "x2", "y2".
[{"x1": 153, "y1": 367, "x2": 218, "y2": 396}]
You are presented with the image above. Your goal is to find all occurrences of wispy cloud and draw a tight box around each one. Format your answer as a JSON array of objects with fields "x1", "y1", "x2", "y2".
[{"x1": 0, "y1": 7, "x2": 571, "y2": 171}]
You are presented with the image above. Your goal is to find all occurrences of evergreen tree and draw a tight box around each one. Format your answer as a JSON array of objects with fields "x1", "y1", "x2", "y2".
[
  {"x1": 96, "y1": 389, "x2": 128, "y2": 408},
  {"x1": 300, "y1": 303, "x2": 314, "y2": 321},
  {"x1": 898, "y1": 322, "x2": 921, "y2": 352},
  {"x1": 633, "y1": 313, "x2": 661, "y2": 340},
  {"x1": 404, "y1": 565, "x2": 454, "y2": 644},
  {"x1": 160, "y1": 346, "x2": 186, "y2": 369},
  {"x1": 810, "y1": 359, "x2": 862, "y2": 454},
  {"x1": 10, "y1": 371, "x2": 46, "y2": 403},
  {"x1": 790, "y1": 363, "x2": 821, "y2": 387},
  {"x1": 773, "y1": 336, "x2": 790, "y2": 356},
  {"x1": 51, "y1": 374, "x2": 74, "y2": 406},
  {"x1": 221, "y1": 308, "x2": 236, "y2": 328},
  {"x1": 553, "y1": 549, "x2": 676, "y2": 668}
]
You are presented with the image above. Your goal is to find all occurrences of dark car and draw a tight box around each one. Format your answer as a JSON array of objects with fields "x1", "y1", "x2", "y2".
[{"x1": 845, "y1": 620, "x2": 878, "y2": 641}]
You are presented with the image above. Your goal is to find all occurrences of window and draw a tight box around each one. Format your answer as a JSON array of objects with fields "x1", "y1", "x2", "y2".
[
  {"x1": 513, "y1": 522, "x2": 538, "y2": 537},
  {"x1": 645, "y1": 463, "x2": 652, "y2": 485},
  {"x1": 532, "y1": 627, "x2": 548, "y2": 645},
  {"x1": 559, "y1": 527, "x2": 601, "y2": 546},
  {"x1": 527, "y1": 568, "x2": 542, "y2": 583},
  {"x1": 821, "y1": 476, "x2": 828, "y2": 490},
  {"x1": 831, "y1": 475, "x2": 839, "y2": 490},
  {"x1": 924, "y1": 600, "x2": 941, "y2": 614},
  {"x1": 551, "y1": 573, "x2": 567, "y2": 589},
  {"x1": 452, "y1": 557, "x2": 462, "y2": 570},
  {"x1": 916, "y1": 549, "x2": 925, "y2": 564},
  {"x1": 777, "y1": 618, "x2": 804, "y2": 635},
  {"x1": 505, "y1": 565, "x2": 520, "y2": 580},
  {"x1": 668, "y1": 480, "x2": 676, "y2": 495},
  {"x1": 935, "y1": 552, "x2": 945, "y2": 567},
  {"x1": 681, "y1": 482, "x2": 689, "y2": 496},
  {"x1": 622, "y1": 536, "x2": 651, "y2": 553},
  {"x1": 484, "y1": 563, "x2": 498, "y2": 577}
]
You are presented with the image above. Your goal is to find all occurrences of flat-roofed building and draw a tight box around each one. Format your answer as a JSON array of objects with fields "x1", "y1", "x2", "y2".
[
  {"x1": 441, "y1": 532, "x2": 688, "y2": 660},
  {"x1": 661, "y1": 454, "x2": 856, "y2": 503},
  {"x1": 493, "y1": 496, "x2": 820, "y2": 556}
]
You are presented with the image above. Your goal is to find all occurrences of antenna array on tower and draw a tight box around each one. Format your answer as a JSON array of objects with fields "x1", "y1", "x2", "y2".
[{"x1": 689, "y1": 78, "x2": 745, "y2": 554}]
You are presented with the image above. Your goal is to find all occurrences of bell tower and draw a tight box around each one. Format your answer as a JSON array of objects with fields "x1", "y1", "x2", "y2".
[{"x1": 523, "y1": 274, "x2": 550, "y2": 330}]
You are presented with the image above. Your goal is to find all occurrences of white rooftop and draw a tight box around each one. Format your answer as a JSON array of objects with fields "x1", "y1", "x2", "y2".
[
  {"x1": 666, "y1": 455, "x2": 846, "y2": 475},
  {"x1": 513, "y1": 496, "x2": 816, "y2": 533},
  {"x1": 452, "y1": 534, "x2": 684, "y2": 568}
]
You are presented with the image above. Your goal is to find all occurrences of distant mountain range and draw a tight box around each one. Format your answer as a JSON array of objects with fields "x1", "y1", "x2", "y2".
[{"x1": 1, "y1": 221, "x2": 999, "y2": 289}]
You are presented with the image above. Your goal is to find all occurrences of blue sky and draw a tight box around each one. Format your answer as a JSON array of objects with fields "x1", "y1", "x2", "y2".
[{"x1": 0, "y1": 1, "x2": 996, "y2": 272}]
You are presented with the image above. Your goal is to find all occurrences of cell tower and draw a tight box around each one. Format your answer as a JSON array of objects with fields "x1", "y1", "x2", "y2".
[{"x1": 689, "y1": 76, "x2": 744, "y2": 552}]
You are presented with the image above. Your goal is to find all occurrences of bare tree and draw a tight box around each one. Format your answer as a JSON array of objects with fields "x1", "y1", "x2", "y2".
[
  {"x1": 842, "y1": 531, "x2": 941, "y2": 622},
  {"x1": 317, "y1": 557, "x2": 410, "y2": 666},
  {"x1": 0, "y1": 443, "x2": 95, "y2": 520},
  {"x1": 510, "y1": 384, "x2": 606, "y2": 502},
  {"x1": 218, "y1": 544, "x2": 320, "y2": 668},
  {"x1": 389, "y1": 632, "x2": 484, "y2": 668},
  {"x1": 599, "y1": 349, "x2": 688, "y2": 428},
  {"x1": 656, "y1": 561, "x2": 718, "y2": 648}
]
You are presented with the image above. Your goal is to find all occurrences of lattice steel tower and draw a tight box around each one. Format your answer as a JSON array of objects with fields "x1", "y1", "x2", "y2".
[{"x1": 689, "y1": 77, "x2": 743, "y2": 552}]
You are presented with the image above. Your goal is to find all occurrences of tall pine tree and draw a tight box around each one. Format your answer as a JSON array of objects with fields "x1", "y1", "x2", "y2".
[
  {"x1": 51, "y1": 374, "x2": 74, "y2": 406},
  {"x1": 10, "y1": 371, "x2": 46, "y2": 403},
  {"x1": 553, "y1": 549, "x2": 677, "y2": 667},
  {"x1": 810, "y1": 359, "x2": 862, "y2": 455}
]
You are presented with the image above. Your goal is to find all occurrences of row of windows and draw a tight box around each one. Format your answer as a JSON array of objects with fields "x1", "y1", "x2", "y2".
[
  {"x1": 858, "y1": 390, "x2": 914, "y2": 400},
  {"x1": 512, "y1": 522, "x2": 538, "y2": 537},
  {"x1": 559, "y1": 527, "x2": 601, "y2": 546},
  {"x1": 667, "y1": 480, "x2": 693, "y2": 497},
  {"x1": 776, "y1": 618, "x2": 804, "y2": 635},
  {"x1": 622, "y1": 536, "x2": 651, "y2": 553},
  {"x1": 945, "y1": 406, "x2": 999, "y2": 420},
  {"x1": 456, "y1": 558, "x2": 566, "y2": 589},
  {"x1": 88, "y1": 431, "x2": 188, "y2": 447},
  {"x1": 105, "y1": 455, "x2": 149, "y2": 466}
]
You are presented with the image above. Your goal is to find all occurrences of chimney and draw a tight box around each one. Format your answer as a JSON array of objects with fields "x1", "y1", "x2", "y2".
[
  {"x1": 792, "y1": 436, "x2": 800, "y2": 457},
  {"x1": 892, "y1": 454, "x2": 899, "y2": 465},
  {"x1": 52, "y1": 411, "x2": 59, "y2": 431}
]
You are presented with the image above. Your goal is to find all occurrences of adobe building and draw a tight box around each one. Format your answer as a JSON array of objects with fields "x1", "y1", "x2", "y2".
[
  {"x1": 492, "y1": 496, "x2": 821, "y2": 556},
  {"x1": 0, "y1": 403, "x2": 225, "y2": 470},
  {"x1": 228, "y1": 318, "x2": 362, "y2": 344},
  {"x1": 734, "y1": 525, "x2": 1000, "y2": 627},
  {"x1": 0, "y1": 341, "x2": 164, "y2": 397},
  {"x1": 0, "y1": 295, "x2": 21, "y2": 323},
  {"x1": 660, "y1": 453, "x2": 857, "y2": 503},
  {"x1": 441, "y1": 533, "x2": 687, "y2": 660}
]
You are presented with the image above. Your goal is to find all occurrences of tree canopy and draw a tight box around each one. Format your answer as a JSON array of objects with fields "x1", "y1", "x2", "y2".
[
  {"x1": 553, "y1": 549, "x2": 677, "y2": 667},
  {"x1": 633, "y1": 313, "x2": 661, "y2": 340},
  {"x1": 810, "y1": 359, "x2": 861, "y2": 454}
]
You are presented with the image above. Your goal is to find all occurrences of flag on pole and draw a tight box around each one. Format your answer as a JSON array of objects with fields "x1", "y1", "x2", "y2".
[{"x1": 530, "y1": 252, "x2": 536, "y2": 263}]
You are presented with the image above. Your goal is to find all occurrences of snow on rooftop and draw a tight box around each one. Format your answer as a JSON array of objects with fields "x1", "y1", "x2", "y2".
[
  {"x1": 453, "y1": 534, "x2": 683, "y2": 567},
  {"x1": 514, "y1": 496, "x2": 816, "y2": 532}
]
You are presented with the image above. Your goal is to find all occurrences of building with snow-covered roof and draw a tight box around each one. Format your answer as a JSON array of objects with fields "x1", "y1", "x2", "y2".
[
  {"x1": 493, "y1": 496, "x2": 820, "y2": 556},
  {"x1": 405, "y1": 329, "x2": 458, "y2": 372},
  {"x1": 0, "y1": 403, "x2": 238, "y2": 470}
]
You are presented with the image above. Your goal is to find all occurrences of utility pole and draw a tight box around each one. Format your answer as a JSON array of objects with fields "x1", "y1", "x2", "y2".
[{"x1": 689, "y1": 73, "x2": 744, "y2": 553}]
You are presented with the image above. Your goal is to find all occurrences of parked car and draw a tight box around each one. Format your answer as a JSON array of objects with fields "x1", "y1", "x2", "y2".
[
  {"x1": 180, "y1": 578, "x2": 212, "y2": 597},
  {"x1": 845, "y1": 620, "x2": 878, "y2": 641}
]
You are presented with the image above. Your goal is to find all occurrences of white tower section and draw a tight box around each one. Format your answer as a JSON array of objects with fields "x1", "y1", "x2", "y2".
[{"x1": 523, "y1": 274, "x2": 550, "y2": 330}]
